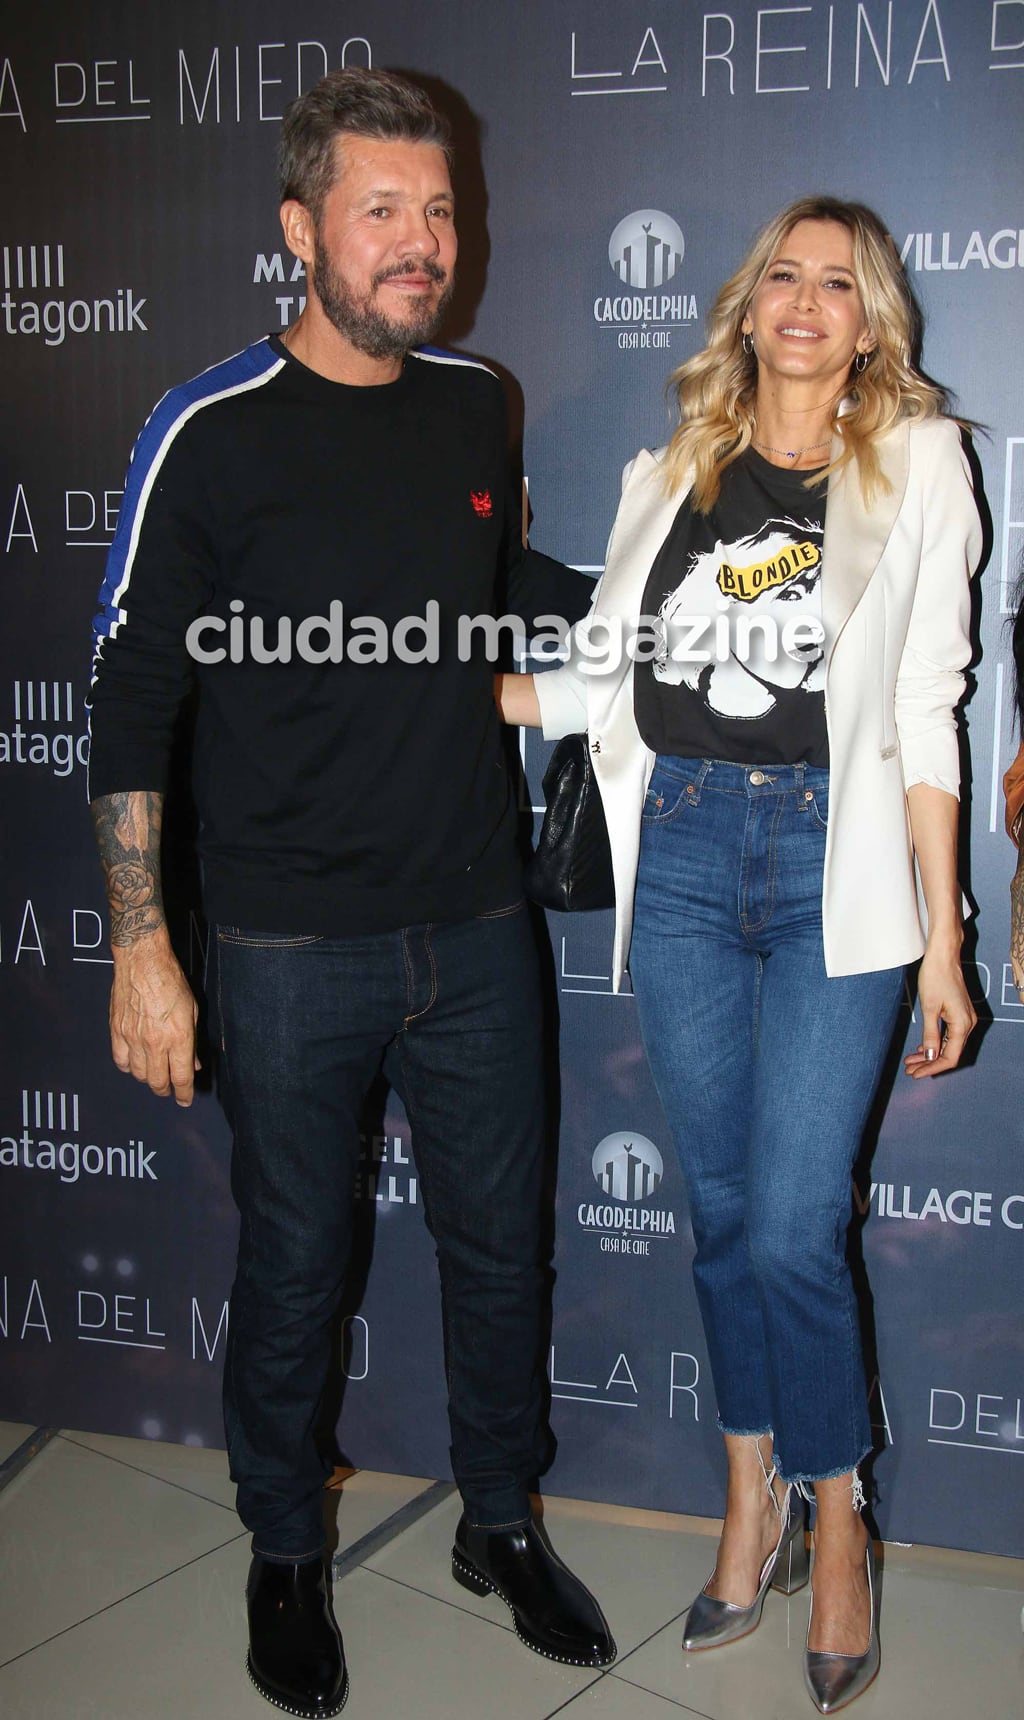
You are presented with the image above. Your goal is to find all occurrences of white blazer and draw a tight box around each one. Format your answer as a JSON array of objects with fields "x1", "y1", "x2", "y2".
[{"x1": 534, "y1": 415, "x2": 983, "y2": 985}]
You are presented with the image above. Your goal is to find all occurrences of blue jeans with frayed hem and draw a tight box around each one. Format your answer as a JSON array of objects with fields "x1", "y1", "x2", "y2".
[{"x1": 629, "y1": 757, "x2": 903, "y2": 1483}]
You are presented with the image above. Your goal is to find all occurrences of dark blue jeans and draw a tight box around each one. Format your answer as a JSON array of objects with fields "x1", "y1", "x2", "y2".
[
  {"x1": 629, "y1": 758, "x2": 904, "y2": 1483},
  {"x1": 213, "y1": 904, "x2": 549, "y2": 1562}
]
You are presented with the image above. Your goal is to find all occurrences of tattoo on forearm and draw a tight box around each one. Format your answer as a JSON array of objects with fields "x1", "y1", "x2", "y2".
[{"x1": 91, "y1": 792, "x2": 167, "y2": 947}]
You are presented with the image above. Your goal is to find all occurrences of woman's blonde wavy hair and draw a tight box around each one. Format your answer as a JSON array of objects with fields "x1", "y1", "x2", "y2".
[{"x1": 664, "y1": 196, "x2": 946, "y2": 512}]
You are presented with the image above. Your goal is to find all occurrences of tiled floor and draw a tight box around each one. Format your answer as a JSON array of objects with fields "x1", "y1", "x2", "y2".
[{"x1": 0, "y1": 1422, "x2": 1021, "y2": 1719}]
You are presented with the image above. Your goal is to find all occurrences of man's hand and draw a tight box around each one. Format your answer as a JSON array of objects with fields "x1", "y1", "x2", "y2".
[
  {"x1": 91, "y1": 789, "x2": 201, "y2": 1105},
  {"x1": 110, "y1": 937, "x2": 199, "y2": 1106}
]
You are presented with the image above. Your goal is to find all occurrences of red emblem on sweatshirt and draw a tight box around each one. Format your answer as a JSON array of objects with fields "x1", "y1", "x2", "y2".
[{"x1": 470, "y1": 489, "x2": 493, "y2": 518}]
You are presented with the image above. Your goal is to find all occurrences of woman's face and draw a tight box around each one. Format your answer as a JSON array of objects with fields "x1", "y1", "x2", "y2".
[{"x1": 742, "y1": 219, "x2": 873, "y2": 388}]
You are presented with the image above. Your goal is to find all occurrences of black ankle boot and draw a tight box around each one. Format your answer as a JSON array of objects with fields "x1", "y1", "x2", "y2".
[
  {"x1": 246, "y1": 1555, "x2": 348, "y2": 1716},
  {"x1": 452, "y1": 1514, "x2": 616, "y2": 1667}
]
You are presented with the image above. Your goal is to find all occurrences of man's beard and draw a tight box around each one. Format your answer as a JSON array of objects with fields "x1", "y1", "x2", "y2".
[{"x1": 312, "y1": 245, "x2": 454, "y2": 361}]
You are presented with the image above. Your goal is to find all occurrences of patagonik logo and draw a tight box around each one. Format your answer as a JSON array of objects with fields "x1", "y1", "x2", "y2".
[
  {"x1": 595, "y1": 210, "x2": 698, "y2": 347},
  {"x1": 1, "y1": 678, "x2": 88, "y2": 777},
  {"x1": 2, "y1": 242, "x2": 148, "y2": 344},
  {"x1": 578, "y1": 1131, "x2": 676, "y2": 1249},
  {"x1": 1, "y1": 1089, "x2": 157, "y2": 1184}
]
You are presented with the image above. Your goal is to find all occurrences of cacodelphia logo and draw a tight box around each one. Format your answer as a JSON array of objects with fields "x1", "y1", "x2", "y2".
[
  {"x1": 595, "y1": 210, "x2": 698, "y2": 346},
  {"x1": 594, "y1": 1131, "x2": 663, "y2": 1200},
  {"x1": 578, "y1": 1130, "x2": 676, "y2": 1239},
  {"x1": 609, "y1": 210, "x2": 684, "y2": 289}
]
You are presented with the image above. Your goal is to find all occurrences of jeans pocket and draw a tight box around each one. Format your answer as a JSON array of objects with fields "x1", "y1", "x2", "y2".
[
  {"x1": 217, "y1": 926, "x2": 324, "y2": 947},
  {"x1": 642, "y1": 779, "x2": 694, "y2": 823},
  {"x1": 805, "y1": 790, "x2": 828, "y2": 833}
]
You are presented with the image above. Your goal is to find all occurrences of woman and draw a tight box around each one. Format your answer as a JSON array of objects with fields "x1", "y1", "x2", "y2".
[{"x1": 500, "y1": 197, "x2": 981, "y2": 1713}]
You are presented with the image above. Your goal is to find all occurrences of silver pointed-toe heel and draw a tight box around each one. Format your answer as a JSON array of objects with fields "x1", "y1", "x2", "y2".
[
  {"x1": 681, "y1": 1456, "x2": 808, "y2": 1652},
  {"x1": 803, "y1": 1537, "x2": 880, "y2": 1714}
]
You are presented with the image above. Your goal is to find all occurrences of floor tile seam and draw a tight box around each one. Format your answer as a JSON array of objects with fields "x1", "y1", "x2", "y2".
[
  {"x1": 600, "y1": 1669, "x2": 718, "y2": 1719},
  {"x1": 598, "y1": 1604, "x2": 690, "y2": 1675},
  {"x1": 351, "y1": 1564, "x2": 698, "y2": 1676},
  {"x1": 0, "y1": 1528, "x2": 249, "y2": 1673},
  {"x1": 55, "y1": 1432, "x2": 240, "y2": 1515},
  {"x1": 355, "y1": 1561, "x2": 520, "y2": 1636},
  {"x1": 538, "y1": 1669, "x2": 611, "y2": 1718},
  {"x1": 341, "y1": 1568, "x2": 690, "y2": 1705},
  {"x1": 331, "y1": 1478, "x2": 456, "y2": 1579},
  {"x1": 542, "y1": 1668, "x2": 713, "y2": 1719}
]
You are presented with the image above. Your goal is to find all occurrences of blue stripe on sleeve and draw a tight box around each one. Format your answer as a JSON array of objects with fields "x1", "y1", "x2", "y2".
[{"x1": 91, "y1": 338, "x2": 284, "y2": 663}]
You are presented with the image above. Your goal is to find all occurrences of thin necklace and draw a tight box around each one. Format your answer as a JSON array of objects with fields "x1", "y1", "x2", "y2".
[{"x1": 752, "y1": 435, "x2": 831, "y2": 462}]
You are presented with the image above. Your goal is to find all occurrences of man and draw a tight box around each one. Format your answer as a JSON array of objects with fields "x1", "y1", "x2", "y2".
[{"x1": 88, "y1": 67, "x2": 613, "y2": 1720}]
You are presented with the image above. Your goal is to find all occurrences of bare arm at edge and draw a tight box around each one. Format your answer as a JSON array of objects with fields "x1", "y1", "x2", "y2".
[
  {"x1": 494, "y1": 672, "x2": 542, "y2": 728},
  {"x1": 1011, "y1": 842, "x2": 1024, "y2": 1003},
  {"x1": 902, "y1": 782, "x2": 977, "y2": 1079},
  {"x1": 90, "y1": 790, "x2": 199, "y2": 1107}
]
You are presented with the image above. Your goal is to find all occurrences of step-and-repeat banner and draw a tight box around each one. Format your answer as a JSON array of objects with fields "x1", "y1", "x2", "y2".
[{"x1": 2, "y1": 3, "x2": 1022, "y2": 1558}]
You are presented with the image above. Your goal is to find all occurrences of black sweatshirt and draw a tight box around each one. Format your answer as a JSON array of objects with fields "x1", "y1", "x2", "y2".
[{"x1": 89, "y1": 335, "x2": 590, "y2": 934}]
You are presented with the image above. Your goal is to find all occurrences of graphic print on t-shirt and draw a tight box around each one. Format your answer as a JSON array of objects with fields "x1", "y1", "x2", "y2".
[{"x1": 652, "y1": 513, "x2": 826, "y2": 720}]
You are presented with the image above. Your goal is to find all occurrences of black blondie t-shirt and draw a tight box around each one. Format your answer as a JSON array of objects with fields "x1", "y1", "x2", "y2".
[{"x1": 634, "y1": 448, "x2": 829, "y2": 766}]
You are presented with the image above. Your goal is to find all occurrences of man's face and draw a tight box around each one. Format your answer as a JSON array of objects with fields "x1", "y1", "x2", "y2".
[{"x1": 310, "y1": 135, "x2": 456, "y2": 361}]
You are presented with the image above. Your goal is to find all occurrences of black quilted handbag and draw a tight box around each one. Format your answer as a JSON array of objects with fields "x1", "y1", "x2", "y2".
[{"x1": 524, "y1": 734, "x2": 615, "y2": 912}]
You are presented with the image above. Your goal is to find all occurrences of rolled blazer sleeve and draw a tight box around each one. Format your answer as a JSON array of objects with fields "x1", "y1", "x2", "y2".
[
  {"x1": 894, "y1": 420, "x2": 983, "y2": 796},
  {"x1": 534, "y1": 652, "x2": 590, "y2": 739}
]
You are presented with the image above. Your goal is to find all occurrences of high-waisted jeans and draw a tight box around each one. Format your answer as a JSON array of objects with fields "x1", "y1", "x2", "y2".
[
  {"x1": 629, "y1": 757, "x2": 904, "y2": 1482},
  {"x1": 212, "y1": 903, "x2": 549, "y2": 1561}
]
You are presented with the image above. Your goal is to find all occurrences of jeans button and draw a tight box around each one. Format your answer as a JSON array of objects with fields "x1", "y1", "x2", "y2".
[{"x1": 749, "y1": 769, "x2": 765, "y2": 786}]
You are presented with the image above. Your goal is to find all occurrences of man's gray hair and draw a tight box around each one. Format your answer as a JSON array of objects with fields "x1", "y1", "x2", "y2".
[{"x1": 278, "y1": 68, "x2": 452, "y2": 224}]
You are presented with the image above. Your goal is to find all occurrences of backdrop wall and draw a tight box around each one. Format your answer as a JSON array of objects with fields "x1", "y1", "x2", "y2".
[{"x1": 2, "y1": 0, "x2": 1022, "y2": 1558}]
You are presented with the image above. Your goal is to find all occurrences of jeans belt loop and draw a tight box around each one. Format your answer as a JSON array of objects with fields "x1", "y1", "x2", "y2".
[
  {"x1": 689, "y1": 758, "x2": 712, "y2": 803},
  {"x1": 795, "y1": 760, "x2": 806, "y2": 809}
]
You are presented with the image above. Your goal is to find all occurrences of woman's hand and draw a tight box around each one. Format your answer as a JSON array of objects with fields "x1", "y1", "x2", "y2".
[{"x1": 903, "y1": 936, "x2": 977, "y2": 1078}]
